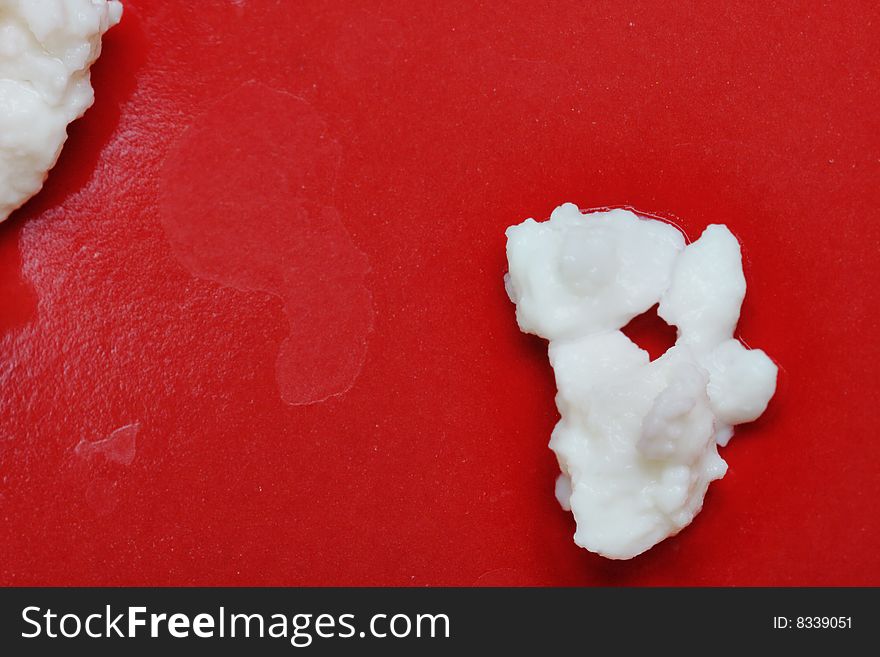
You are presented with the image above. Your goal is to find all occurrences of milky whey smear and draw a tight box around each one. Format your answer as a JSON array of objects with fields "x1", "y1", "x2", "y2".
[
  {"x1": 505, "y1": 203, "x2": 777, "y2": 559},
  {"x1": 0, "y1": 0, "x2": 122, "y2": 222}
]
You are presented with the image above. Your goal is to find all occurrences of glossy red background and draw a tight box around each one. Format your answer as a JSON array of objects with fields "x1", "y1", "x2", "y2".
[{"x1": 1, "y1": 1, "x2": 877, "y2": 586}]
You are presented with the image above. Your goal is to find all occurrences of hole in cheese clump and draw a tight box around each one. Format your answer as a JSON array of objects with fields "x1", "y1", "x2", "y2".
[{"x1": 620, "y1": 304, "x2": 678, "y2": 362}]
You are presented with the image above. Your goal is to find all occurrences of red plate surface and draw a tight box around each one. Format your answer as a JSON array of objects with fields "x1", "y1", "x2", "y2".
[{"x1": 0, "y1": 1, "x2": 878, "y2": 586}]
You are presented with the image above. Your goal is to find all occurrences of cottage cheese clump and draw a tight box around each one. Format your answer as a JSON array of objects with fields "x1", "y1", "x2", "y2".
[
  {"x1": 0, "y1": 0, "x2": 122, "y2": 222},
  {"x1": 505, "y1": 203, "x2": 777, "y2": 559}
]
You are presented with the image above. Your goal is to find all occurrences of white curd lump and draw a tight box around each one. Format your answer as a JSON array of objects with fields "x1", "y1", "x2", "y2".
[
  {"x1": 505, "y1": 203, "x2": 777, "y2": 559},
  {"x1": 0, "y1": 0, "x2": 122, "y2": 222}
]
